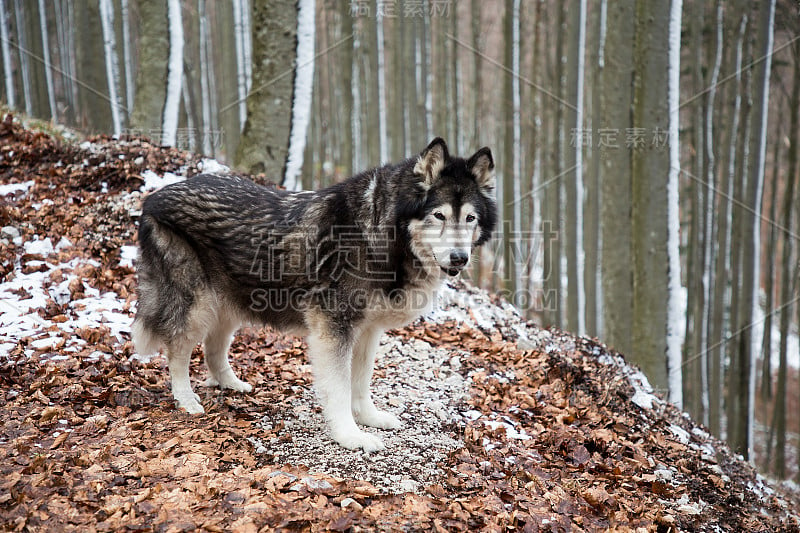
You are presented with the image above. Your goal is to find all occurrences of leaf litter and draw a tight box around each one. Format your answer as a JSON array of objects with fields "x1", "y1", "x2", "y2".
[{"x1": 0, "y1": 115, "x2": 798, "y2": 531}]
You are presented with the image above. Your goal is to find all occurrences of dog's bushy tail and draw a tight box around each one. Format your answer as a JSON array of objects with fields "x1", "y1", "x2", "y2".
[
  {"x1": 131, "y1": 317, "x2": 162, "y2": 355},
  {"x1": 132, "y1": 213, "x2": 204, "y2": 355}
]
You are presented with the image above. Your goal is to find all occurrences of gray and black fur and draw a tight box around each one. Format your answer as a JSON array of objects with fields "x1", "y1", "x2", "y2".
[{"x1": 132, "y1": 138, "x2": 496, "y2": 451}]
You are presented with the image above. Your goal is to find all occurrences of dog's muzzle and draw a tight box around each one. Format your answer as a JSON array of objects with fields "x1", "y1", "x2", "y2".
[{"x1": 441, "y1": 250, "x2": 469, "y2": 276}]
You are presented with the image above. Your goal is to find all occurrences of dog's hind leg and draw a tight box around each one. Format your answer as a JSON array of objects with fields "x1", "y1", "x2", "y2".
[
  {"x1": 166, "y1": 335, "x2": 204, "y2": 414},
  {"x1": 351, "y1": 326, "x2": 401, "y2": 430},
  {"x1": 201, "y1": 316, "x2": 252, "y2": 393},
  {"x1": 305, "y1": 321, "x2": 384, "y2": 452}
]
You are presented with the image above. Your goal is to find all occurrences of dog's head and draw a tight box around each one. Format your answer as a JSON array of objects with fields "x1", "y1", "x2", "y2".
[{"x1": 406, "y1": 138, "x2": 497, "y2": 277}]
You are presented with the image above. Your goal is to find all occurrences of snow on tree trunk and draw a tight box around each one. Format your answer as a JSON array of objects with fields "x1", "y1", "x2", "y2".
[
  {"x1": 0, "y1": 0, "x2": 14, "y2": 109},
  {"x1": 242, "y1": 0, "x2": 252, "y2": 93},
  {"x1": 740, "y1": 0, "x2": 775, "y2": 459},
  {"x1": 121, "y1": 0, "x2": 134, "y2": 113},
  {"x1": 502, "y1": 0, "x2": 517, "y2": 301},
  {"x1": 232, "y1": 0, "x2": 248, "y2": 129},
  {"x1": 512, "y1": 0, "x2": 523, "y2": 301},
  {"x1": 665, "y1": 0, "x2": 683, "y2": 408},
  {"x1": 565, "y1": 0, "x2": 586, "y2": 335},
  {"x1": 161, "y1": 0, "x2": 184, "y2": 147},
  {"x1": 423, "y1": 0, "x2": 433, "y2": 141},
  {"x1": 198, "y1": 0, "x2": 212, "y2": 155},
  {"x1": 631, "y1": 0, "x2": 676, "y2": 396},
  {"x1": 99, "y1": 0, "x2": 123, "y2": 135},
  {"x1": 376, "y1": 7, "x2": 388, "y2": 163},
  {"x1": 36, "y1": 0, "x2": 56, "y2": 119},
  {"x1": 352, "y1": 42, "x2": 362, "y2": 172},
  {"x1": 699, "y1": 2, "x2": 723, "y2": 422},
  {"x1": 283, "y1": 0, "x2": 315, "y2": 191}
]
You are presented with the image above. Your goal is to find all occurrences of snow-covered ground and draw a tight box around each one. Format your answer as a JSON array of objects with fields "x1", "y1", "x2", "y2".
[{"x1": 0, "y1": 159, "x2": 228, "y2": 362}]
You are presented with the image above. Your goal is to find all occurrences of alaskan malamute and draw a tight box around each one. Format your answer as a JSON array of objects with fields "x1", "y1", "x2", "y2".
[{"x1": 131, "y1": 138, "x2": 497, "y2": 451}]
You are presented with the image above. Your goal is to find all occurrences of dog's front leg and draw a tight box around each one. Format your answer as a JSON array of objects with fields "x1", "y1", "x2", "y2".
[
  {"x1": 306, "y1": 329, "x2": 385, "y2": 452},
  {"x1": 352, "y1": 326, "x2": 401, "y2": 429}
]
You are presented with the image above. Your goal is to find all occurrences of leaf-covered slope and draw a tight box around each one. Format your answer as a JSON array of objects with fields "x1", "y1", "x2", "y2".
[{"x1": 0, "y1": 116, "x2": 797, "y2": 531}]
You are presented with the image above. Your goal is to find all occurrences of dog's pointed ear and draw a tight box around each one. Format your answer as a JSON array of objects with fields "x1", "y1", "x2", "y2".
[
  {"x1": 414, "y1": 137, "x2": 449, "y2": 188},
  {"x1": 468, "y1": 147, "x2": 495, "y2": 192}
]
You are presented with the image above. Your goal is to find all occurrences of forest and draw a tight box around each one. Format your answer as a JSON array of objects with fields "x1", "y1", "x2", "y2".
[{"x1": 1, "y1": 0, "x2": 799, "y2": 495}]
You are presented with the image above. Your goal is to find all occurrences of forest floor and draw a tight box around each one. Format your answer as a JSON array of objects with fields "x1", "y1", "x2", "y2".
[{"x1": 0, "y1": 115, "x2": 798, "y2": 531}]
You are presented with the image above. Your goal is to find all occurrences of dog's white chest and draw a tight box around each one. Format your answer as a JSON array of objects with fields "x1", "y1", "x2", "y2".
[{"x1": 367, "y1": 281, "x2": 440, "y2": 330}]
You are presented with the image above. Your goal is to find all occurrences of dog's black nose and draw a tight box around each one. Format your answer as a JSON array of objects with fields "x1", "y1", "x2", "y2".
[{"x1": 450, "y1": 250, "x2": 469, "y2": 268}]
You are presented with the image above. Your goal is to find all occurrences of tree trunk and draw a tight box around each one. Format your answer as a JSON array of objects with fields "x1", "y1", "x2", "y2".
[
  {"x1": 0, "y1": 0, "x2": 15, "y2": 109},
  {"x1": 75, "y1": 0, "x2": 110, "y2": 132},
  {"x1": 99, "y1": 0, "x2": 123, "y2": 135},
  {"x1": 130, "y1": 0, "x2": 167, "y2": 133},
  {"x1": 502, "y1": 0, "x2": 518, "y2": 299},
  {"x1": 565, "y1": 0, "x2": 586, "y2": 335},
  {"x1": 584, "y1": 0, "x2": 606, "y2": 338},
  {"x1": 543, "y1": 0, "x2": 566, "y2": 328},
  {"x1": 120, "y1": 0, "x2": 134, "y2": 114},
  {"x1": 470, "y1": 0, "x2": 483, "y2": 286},
  {"x1": 630, "y1": 0, "x2": 676, "y2": 396},
  {"x1": 283, "y1": 0, "x2": 314, "y2": 189},
  {"x1": 376, "y1": 1, "x2": 388, "y2": 162},
  {"x1": 700, "y1": 1, "x2": 723, "y2": 425},
  {"x1": 682, "y1": 2, "x2": 705, "y2": 416},
  {"x1": 773, "y1": 39, "x2": 800, "y2": 480},
  {"x1": 36, "y1": 0, "x2": 56, "y2": 120},
  {"x1": 664, "y1": 0, "x2": 683, "y2": 408},
  {"x1": 160, "y1": 0, "x2": 184, "y2": 147},
  {"x1": 600, "y1": 0, "x2": 635, "y2": 355},
  {"x1": 709, "y1": 12, "x2": 747, "y2": 439},
  {"x1": 232, "y1": 0, "x2": 248, "y2": 129},
  {"x1": 235, "y1": 0, "x2": 299, "y2": 180},
  {"x1": 730, "y1": 0, "x2": 775, "y2": 459},
  {"x1": 760, "y1": 95, "x2": 782, "y2": 401}
]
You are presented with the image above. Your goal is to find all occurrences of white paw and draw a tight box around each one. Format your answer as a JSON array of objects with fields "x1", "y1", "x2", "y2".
[
  {"x1": 174, "y1": 391, "x2": 204, "y2": 414},
  {"x1": 202, "y1": 372, "x2": 253, "y2": 393},
  {"x1": 355, "y1": 408, "x2": 401, "y2": 430},
  {"x1": 332, "y1": 427, "x2": 385, "y2": 452}
]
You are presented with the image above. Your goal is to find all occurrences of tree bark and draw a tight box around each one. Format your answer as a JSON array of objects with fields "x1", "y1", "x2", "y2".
[
  {"x1": 235, "y1": 0, "x2": 299, "y2": 180},
  {"x1": 339, "y1": 0, "x2": 354, "y2": 176},
  {"x1": 630, "y1": 0, "x2": 674, "y2": 395},
  {"x1": 600, "y1": 0, "x2": 634, "y2": 355},
  {"x1": 130, "y1": 0, "x2": 167, "y2": 133},
  {"x1": 773, "y1": 39, "x2": 800, "y2": 480}
]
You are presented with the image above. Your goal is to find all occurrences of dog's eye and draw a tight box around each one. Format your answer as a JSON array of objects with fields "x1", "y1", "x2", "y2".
[
  {"x1": 433, "y1": 212, "x2": 445, "y2": 221},
  {"x1": 465, "y1": 214, "x2": 476, "y2": 223}
]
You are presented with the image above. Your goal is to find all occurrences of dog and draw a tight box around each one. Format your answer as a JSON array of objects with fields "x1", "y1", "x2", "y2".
[{"x1": 131, "y1": 138, "x2": 497, "y2": 451}]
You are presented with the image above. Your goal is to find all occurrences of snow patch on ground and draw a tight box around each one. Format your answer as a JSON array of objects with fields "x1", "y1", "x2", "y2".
[
  {"x1": 431, "y1": 280, "x2": 532, "y2": 342},
  {"x1": 0, "y1": 180, "x2": 35, "y2": 197},
  {"x1": 198, "y1": 158, "x2": 230, "y2": 175},
  {"x1": 0, "y1": 238, "x2": 131, "y2": 360},
  {"x1": 119, "y1": 245, "x2": 138, "y2": 269},
  {"x1": 139, "y1": 169, "x2": 185, "y2": 192}
]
